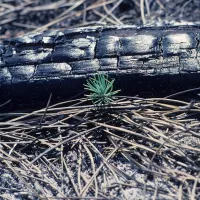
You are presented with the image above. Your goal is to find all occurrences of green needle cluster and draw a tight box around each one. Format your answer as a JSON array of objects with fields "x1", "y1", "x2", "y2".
[{"x1": 84, "y1": 73, "x2": 120, "y2": 105}]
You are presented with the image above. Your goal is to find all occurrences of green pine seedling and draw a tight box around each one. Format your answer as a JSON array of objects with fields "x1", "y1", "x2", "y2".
[{"x1": 84, "y1": 73, "x2": 120, "y2": 105}]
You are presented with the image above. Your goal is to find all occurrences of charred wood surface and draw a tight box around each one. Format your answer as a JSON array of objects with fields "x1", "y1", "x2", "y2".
[{"x1": 0, "y1": 25, "x2": 200, "y2": 105}]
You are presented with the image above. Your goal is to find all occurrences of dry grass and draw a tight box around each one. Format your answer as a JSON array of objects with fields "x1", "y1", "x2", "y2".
[
  {"x1": 0, "y1": 0, "x2": 199, "y2": 41},
  {"x1": 1, "y1": 95, "x2": 200, "y2": 199}
]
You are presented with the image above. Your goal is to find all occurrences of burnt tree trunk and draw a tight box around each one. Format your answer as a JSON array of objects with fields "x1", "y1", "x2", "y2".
[{"x1": 0, "y1": 25, "x2": 199, "y2": 105}]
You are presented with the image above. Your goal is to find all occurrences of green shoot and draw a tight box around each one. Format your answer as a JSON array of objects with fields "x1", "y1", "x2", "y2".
[{"x1": 84, "y1": 73, "x2": 120, "y2": 105}]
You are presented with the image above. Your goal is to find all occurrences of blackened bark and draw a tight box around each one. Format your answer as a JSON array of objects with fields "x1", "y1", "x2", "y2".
[{"x1": 0, "y1": 25, "x2": 199, "y2": 105}]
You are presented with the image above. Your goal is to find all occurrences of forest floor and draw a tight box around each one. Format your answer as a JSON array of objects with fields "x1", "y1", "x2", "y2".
[{"x1": 0, "y1": 0, "x2": 200, "y2": 200}]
